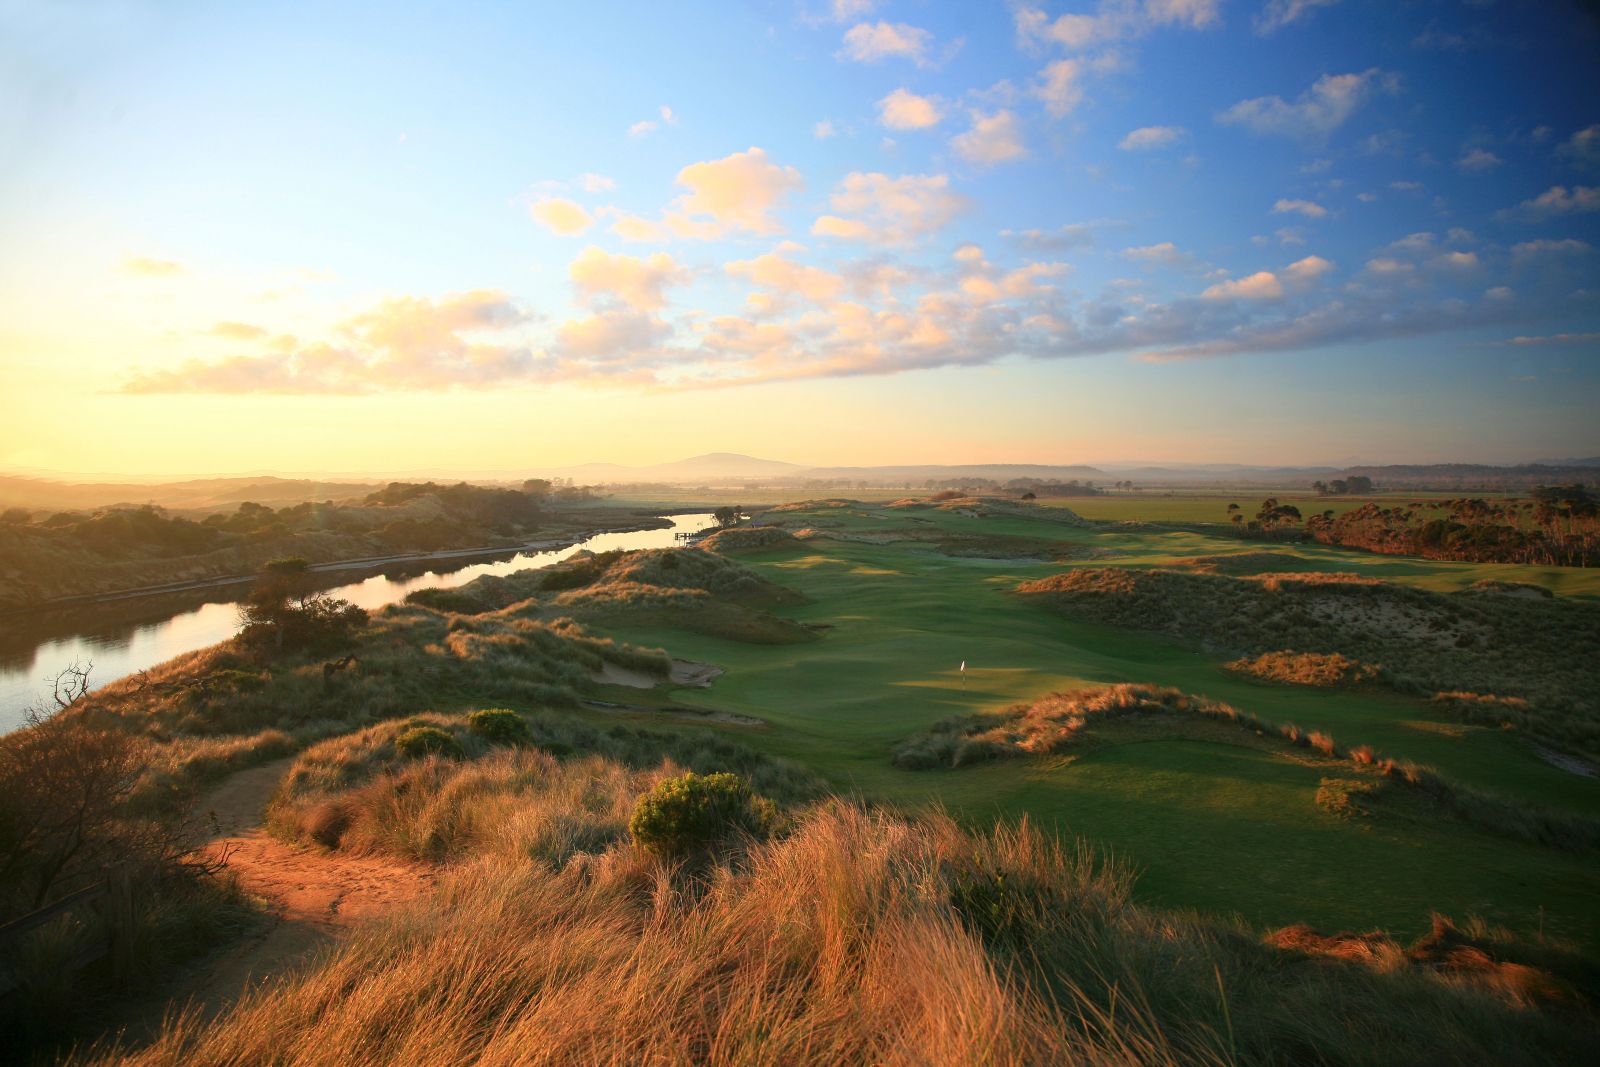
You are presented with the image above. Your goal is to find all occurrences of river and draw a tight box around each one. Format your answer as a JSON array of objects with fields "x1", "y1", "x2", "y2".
[{"x1": 0, "y1": 513, "x2": 713, "y2": 732}]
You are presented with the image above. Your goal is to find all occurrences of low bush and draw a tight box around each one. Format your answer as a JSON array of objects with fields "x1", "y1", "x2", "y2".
[
  {"x1": 395, "y1": 725, "x2": 463, "y2": 760},
  {"x1": 466, "y1": 708, "x2": 531, "y2": 746},
  {"x1": 628, "y1": 771, "x2": 773, "y2": 860}
]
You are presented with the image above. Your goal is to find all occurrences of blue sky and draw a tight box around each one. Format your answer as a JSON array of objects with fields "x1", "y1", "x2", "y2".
[{"x1": 0, "y1": 1, "x2": 1596, "y2": 474}]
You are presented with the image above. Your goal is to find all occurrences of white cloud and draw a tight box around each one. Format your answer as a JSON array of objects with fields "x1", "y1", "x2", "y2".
[
  {"x1": 1427, "y1": 250, "x2": 1480, "y2": 273},
  {"x1": 1273, "y1": 198, "x2": 1328, "y2": 218},
  {"x1": 811, "y1": 171, "x2": 969, "y2": 245},
  {"x1": 1501, "y1": 332, "x2": 1600, "y2": 347},
  {"x1": 667, "y1": 147, "x2": 804, "y2": 237},
  {"x1": 1504, "y1": 185, "x2": 1600, "y2": 219},
  {"x1": 530, "y1": 197, "x2": 595, "y2": 235},
  {"x1": 814, "y1": 119, "x2": 837, "y2": 139},
  {"x1": 1122, "y1": 242, "x2": 1195, "y2": 269},
  {"x1": 1201, "y1": 270, "x2": 1284, "y2": 300},
  {"x1": 1558, "y1": 124, "x2": 1600, "y2": 168},
  {"x1": 1217, "y1": 69, "x2": 1395, "y2": 140},
  {"x1": 118, "y1": 254, "x2": 186, "y2": 278},
  {"x1": 609, "y1": 215, "x2": 669, "y2": 242},
  {"x1": 1119, "y1": 125, "x2": 1184, "y2": 150},
  {"x1": 578, "y1": 173, "x2": 617, "y2": 193},
  {"x1": 628, "y1": 105, "x2": 677, "y2": 137},
  {"x1": 877, "y1": 88, "x2": 943, "y2": 130},
  {"x1": 1510, "y1": 238, "x2": 1593, "y2": 262},
  {"x1": 727, "y1": 251, "x2": 846, "y2": 303},
  {"x1": 122, "y1": 291, "x2": 534, "y2": 394},
  {"x1": 829, "y1": 0, "x2": 876, "y2": 22},
  {"x1": 1033, "y1": 59, "x2": 1084, "y2": 117},
  {"x1": 951, "y1": 109, "x2": 1027, "y2": 166},
  {"x1": 1284, "y1": 254, "x2": 1334, "y2": 285},
  {"x1": 555, "y1": 310, "x2": 670, "y2": 364},
  {"x1": 569, "y1": 246, "x2": 689, "y2": 311},
  {"x1": 1456, "y1": 147, "x2": 1502, "y2": 172},
  {"x1": 1003, "y1": 223, "x2": 1099, "y2": 250},
  {"x1": 1015, "y1": 1, "x2": 1219, "y2": 52},
  {"x1": 1255, "y1": 0, "x2": 1340, "y2": 34},
  {"x1": 839, "y1": 21, "x2": 932, "y2": 65}
]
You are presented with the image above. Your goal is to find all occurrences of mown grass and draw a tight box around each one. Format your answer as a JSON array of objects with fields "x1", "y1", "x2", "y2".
[{"x1": 567, "y1": 499, "x2": 1600, "y2": 948}]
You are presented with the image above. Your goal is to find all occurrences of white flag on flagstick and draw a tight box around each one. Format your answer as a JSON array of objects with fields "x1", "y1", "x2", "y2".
[{"x1": 959, "y1": 661, "x2": 966, "y2": 672}]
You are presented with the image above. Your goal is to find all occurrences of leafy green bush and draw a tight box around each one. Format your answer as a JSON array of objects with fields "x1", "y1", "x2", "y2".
[
  {"x1": 628, "y1": 771, "x2": 772, "y2": 859},
  {"x1": 467, "y1": 708, "x2": 531, "y2": 746},
  {"x1": 394, "y1": 725, "x2": 463, "y2": 760}
]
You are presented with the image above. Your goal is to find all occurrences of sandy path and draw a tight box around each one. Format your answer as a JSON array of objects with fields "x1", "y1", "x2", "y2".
[{"x1": 120, "y1": 759, "x2": 435, "y2": 1034}]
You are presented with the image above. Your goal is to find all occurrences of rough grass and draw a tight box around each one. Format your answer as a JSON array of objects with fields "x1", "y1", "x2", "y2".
[
  {"x1": 695, "y1": 525, "x2": 804, "y2": 552},
  {"x1": 1018, "y1": 566, "x2": 1600, "y2": 717},
  {"x1": 891, "y1": 684, "x2": 1600, "y2": 851},
  {"x1": 1226, "y1": 650, "x2": 1385, "y2": 688},
  {"x1": 266, "y1": 709, "x2": 824, "y2": 861},
  {"x1": 83, "y1": 795, "x2": 1597, "y2": 1066}
]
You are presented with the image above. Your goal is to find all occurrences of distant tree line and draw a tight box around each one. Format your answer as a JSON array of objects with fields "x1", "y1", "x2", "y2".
[{"x1": 1311, "y1": 476, "x2": 1374, "y2": 496}]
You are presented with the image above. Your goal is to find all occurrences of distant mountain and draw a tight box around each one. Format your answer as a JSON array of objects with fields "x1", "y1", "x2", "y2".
[{"x1": 795, "y1": 463, "x2": 1107, "y2": 484}]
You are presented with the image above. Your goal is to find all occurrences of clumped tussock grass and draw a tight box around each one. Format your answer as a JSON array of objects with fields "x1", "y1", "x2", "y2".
[
  {"x1": 1018, "y1": 566, "x2": 1600, "y2": 718},
  {"x1": 266, "y1": 709, "x2": 823, "y2": 861},
  {"x1": 1226, "y1": 650, "x2": 1385, "y2": 687},
  {"x1": 85, "y1": 796, "x2": 1597, "y2": 1067},
  {"x1": 893, "y1": 684, "x2": 1600, "y2": 851}
]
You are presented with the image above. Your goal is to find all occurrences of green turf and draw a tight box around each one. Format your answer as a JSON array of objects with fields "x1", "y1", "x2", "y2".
[{"x1": 548, "y1": 501, "x2": 1600, "y2": 949}]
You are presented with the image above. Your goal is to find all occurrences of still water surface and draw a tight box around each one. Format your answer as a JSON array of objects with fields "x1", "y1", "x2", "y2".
[{"x1": 0, "y1": 513, "x2": 712, "y2": 732}]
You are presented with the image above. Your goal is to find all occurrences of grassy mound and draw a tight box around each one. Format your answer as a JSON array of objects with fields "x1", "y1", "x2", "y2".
[
  {"x1": 891, "y1": 684, "x2": 1600, "y2": 851},
  {"x1": 1171, "y1": 551, "x2": 1308, "y2": 575},
  {"x1": 1018, "y1": 566, "x2": 1600, "y2": 717},
  {"x1": 1226, "y1": 650, "x2": 1386, "y2": 687},
  {"x1": 266, "y1": 709, "x2": 823, "y2": 861},
  {"x1": 695, "y1": 525, "x2": 803, "y2": 553}
]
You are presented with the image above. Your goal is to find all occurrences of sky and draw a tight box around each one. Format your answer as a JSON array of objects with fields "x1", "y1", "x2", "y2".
[{"x1": 0, "y1": 0, "x2": 1597, "y2": 477}]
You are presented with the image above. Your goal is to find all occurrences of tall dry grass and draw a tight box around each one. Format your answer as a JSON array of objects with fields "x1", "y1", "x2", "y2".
[{"x1": 85, "y1": 787, "x2": 1595, "y2": 1067}]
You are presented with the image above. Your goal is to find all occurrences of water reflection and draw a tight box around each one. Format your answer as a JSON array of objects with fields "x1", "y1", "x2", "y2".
[{"x1": 0, "y1": 513, "x2": 711, "y2": 732}]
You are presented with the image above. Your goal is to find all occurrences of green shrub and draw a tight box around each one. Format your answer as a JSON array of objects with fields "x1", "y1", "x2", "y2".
[
  {"x1": 394, "y1": 725, "x2": 463, "y2": 760},
  {"x1": 628, "y1": 771, "x2": 772, "y2": 859},
  {"x1": 467, "y1": 709, "x2": 531, "y2": 746}
]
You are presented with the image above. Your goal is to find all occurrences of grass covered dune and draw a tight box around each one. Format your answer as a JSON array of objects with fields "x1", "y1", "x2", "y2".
[{"x1": 85, "y1": 730, "x2": 1598, "y2": 1067}]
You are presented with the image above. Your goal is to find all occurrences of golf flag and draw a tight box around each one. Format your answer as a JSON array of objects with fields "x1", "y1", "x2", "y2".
[{"x1": 959, "y1": 661, "x2": 966, "y2": 672}]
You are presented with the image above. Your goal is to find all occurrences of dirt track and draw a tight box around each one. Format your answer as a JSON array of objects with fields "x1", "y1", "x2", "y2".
[{"x1": 127, "y1": 760, "x2": 435, "y2": 1030}]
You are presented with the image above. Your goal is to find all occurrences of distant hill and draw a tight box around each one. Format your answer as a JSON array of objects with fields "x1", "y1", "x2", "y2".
[{"x1": 0, "y1": 475, "x2": 378, "y2": 513}]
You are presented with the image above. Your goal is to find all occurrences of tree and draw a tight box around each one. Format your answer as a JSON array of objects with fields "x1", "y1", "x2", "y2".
[
  {"x1": 1311, "y1": 481, "x2": 1328, "y2": 495},
  {"x1": 1, "y1": 507, "x2": 29, "y2": 524},
  {"x1": 712, "y1": 505, "x2": 744, "y2": 528},
  {"x1": 522, "y1": 478, "x2": 553, "y2": 500},
  {"x1": 239, "y1": 558, "x2": 366, "y2": 654}
]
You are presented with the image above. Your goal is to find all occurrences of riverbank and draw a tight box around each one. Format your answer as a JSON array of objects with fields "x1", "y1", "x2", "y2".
[{"x1": 1, "y1": 512, "x2": 671, "y2": 616}]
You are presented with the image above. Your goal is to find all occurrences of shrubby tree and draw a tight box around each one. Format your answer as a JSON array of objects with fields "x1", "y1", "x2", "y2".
[{"x1": 238, "y1": 557, "x2": 366, "y2": 654}]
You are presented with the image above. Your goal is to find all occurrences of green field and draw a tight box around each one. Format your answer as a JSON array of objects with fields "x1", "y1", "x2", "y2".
[{"x1": 572, "y1": 500, "x2": 1600, "y2": 949}]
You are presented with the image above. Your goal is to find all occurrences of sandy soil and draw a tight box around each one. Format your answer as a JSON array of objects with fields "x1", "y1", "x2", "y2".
[
  {"x1": 593, "y1": 658, "x2": 724, "y2": 690},
  {"x1": 117, "y1": 759, "x2": 435, "y2": 1036}
]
